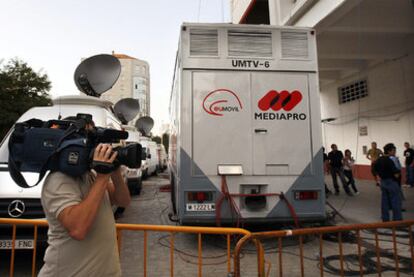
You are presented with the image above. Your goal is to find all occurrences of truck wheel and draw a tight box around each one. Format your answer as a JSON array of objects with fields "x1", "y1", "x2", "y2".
[
  {"x1": 170, "y1": 172, "x2": 177, "y2": 214},
  {"x1": 136, "y1": 177, "x2": 142, "y2": 195},
  {"x1": 128, "y1": 179, "x2": 140, "y2": 196}
]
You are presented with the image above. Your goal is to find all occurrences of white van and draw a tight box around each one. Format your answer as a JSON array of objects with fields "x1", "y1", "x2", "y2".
[
  {"x1": 139, "y1": 137, "x2": 159, "y2": 178},
  {"x1": 123, "y1": 125, "x2": 143, "y2": 195},
  {"x1": 0, "y1": 95, "x2": 126, "y2": 248},
  {"x1": 157, "y1": 144, "x2": 168, "y2": 172}
]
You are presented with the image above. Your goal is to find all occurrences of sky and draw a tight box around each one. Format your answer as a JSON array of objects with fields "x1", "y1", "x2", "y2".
[{"x1": 0, "y1": 0, "x2": 231, "y2": 134}]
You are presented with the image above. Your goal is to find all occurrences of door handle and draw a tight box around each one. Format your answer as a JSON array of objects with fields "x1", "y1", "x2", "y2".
[{"x1": 255, "y1": 128, "x2": 267, "y2": 134}]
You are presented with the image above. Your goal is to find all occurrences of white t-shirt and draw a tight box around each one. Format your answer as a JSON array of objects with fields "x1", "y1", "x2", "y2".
[{"x1": 39, "y1": 171, "x2": 121, "y2": 277}]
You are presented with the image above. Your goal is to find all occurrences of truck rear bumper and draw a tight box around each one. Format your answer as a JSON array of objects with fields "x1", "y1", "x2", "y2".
[{"x1": 180, "y1": 214, "x2": 326, "y2": 226}]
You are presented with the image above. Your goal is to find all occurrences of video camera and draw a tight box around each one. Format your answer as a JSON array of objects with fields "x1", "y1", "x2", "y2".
[
  {"x1": 7, "y1": 54, "x2": 146, "y2": 188},
  {"x1": 8, "y1": 113, "x2": 142, "y2": 188}
]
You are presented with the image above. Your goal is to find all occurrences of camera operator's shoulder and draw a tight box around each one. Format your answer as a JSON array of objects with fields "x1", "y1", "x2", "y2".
[{"x1": 43, "y1": 172, "x2": 79, "y2": 192}]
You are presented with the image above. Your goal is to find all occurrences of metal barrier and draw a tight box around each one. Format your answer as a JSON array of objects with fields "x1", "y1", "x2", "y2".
[
  {"x1": 0, "y1": 218, "x2": 255, "y2": 277},
  {"x1": 234, "y1": 220, "x2": 414, "y2": 277},
  {"x1": 114, "y1": 223, "x2": 256, "y2": 277},
  {"x1": 2, "y1": 218, "x2": 414, "y2": 276}
]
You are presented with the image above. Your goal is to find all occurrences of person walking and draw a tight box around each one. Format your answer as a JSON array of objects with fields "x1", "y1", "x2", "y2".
[
  {"x1": 374, "y1": 143, "x2": 402, "y2": 222},
  {"x1": 343, "y1": 149, "x2": 359, "y2": 195},
  {"x1": 366, "y1": 142, "x2": 383, "y2": 187},
  {"x1": 403, "y1": 142, "x2": 414, "y2": 188},
  {"x1": 328, "y1": 144, "x2": 352, "y2": 196},
  {"x1": 39, "y1": 143, "x2": 130, "y2": 276},
  {"x1": 323, "y1": 147, "x2": 332, "y2": 196}
]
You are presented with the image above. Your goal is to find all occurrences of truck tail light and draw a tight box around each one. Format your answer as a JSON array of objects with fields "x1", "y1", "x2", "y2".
[
  {"x1": 294, "y1": 191, "x2": 318, "y2": 200},
  {"x1": 187, "y1": 192, "x2": 213, "y2": 203}
]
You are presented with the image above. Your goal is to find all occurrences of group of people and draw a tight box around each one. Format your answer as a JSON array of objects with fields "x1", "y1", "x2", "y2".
[
  {"x1": 324, "y1": 141, "x2": 414, "y2": 222},
  {"x1": 323, "y1": 144, "x2": 359, "y2": 196}
]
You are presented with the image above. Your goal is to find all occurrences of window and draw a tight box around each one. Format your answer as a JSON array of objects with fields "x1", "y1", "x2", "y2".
[{"x1": 338, "y1": 79, "x2": 368, "y2": 104}]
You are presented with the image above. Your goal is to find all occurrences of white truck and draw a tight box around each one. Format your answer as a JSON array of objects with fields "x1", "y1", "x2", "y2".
[
  {"x1": 169, "y1": 23, "x2": 325, "y2": 225},
  {"x1": 139, "y1": 137, "x2": 159, "y2": 178},
  {"x1": 0, "y1": 95, "x2": 127, "y2": 248},
  {"x1": 157, "y1": 144, "x2": 168, "y2": 172},
  {"x1": 123, "y1": 125, "x2": 143, "y2": 195}
]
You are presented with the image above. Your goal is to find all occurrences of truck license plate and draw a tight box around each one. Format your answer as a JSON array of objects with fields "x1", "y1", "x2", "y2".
[
  {"x1": 186, "y1": 203, "x2": 215, "y2": 212},
  {"x1": 0, "y1": 240, "x2": 34, "y2": 249}
]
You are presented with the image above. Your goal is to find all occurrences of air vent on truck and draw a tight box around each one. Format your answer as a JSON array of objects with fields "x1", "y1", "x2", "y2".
[
  {"x1": 189, "y1": 29, "x2": 218, "y2": 56},
  {"x1": 228, "y1": 30, "x2": 272, "y2": 57},
  {"x1": 281, "y1": 31, "x2": 309, "y2": 59}
]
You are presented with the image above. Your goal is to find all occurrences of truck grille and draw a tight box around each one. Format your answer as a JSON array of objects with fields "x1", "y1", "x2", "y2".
[{"x1": 0, "y1": 198, "x2": 45, "y2": 219}]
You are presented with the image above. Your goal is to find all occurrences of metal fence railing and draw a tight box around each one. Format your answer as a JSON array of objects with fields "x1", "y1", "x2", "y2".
[
  {"x1": 0, "y1": 218, "x2": 254, "y2": 277},
  {"x1": 233, "y1": 220, "x2": 414, "y2": 277},
  {"x1": 2, "y1": 218, "x2": 413, "y2": 276}
]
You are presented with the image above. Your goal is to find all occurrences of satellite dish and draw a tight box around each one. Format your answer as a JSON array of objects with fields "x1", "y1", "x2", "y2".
[
  {"x1": 74, "y1": 54, "x2": 121, "y2": 97},
  {"x1": 135, "y1": 116, "x2": 154, "y2": 136},
  {"x1": 114, "y1": 98, "x2": 140, "y2": 124}
]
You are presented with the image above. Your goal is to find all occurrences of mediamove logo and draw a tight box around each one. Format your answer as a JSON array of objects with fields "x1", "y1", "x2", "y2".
[
  {"x1": 258, "y1": 90, "x2": 302, "y2": 111},
  {"x1": 203, "y1": 89, "x2": 243, "y2": 116}
]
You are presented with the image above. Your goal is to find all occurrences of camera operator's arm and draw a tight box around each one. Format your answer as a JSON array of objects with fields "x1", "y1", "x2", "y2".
[
  {"x1": 57, "y1": 144, "x2": 116, "y2": 241},
  {"x1": 107, "y1": 167, "x2": 131, "y2": 207}
]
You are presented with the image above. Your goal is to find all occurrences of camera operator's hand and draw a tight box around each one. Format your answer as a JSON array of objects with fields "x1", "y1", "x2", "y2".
[{"x1": 93, "y1": 144, "x2": 118, "y2": 177}]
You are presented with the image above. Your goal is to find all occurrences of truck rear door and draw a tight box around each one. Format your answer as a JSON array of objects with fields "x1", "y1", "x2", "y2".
[
  {"x1": 192, "y1": 71, "x2": 252, "y2": 176},
  {"x1": 251, "y1": 72, "x2": 312, "y2": 176}
]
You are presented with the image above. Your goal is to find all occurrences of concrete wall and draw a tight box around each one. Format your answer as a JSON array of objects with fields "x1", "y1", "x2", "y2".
[
  {"x1": 231, "y1": 0, "x2": 253, "y2": 23},
  {"x1": 102, "y1": 58, "x2": 150, "y2": 121},
  {"x1": 321, "y1": 53, "x2": 414, "y2": 178},
  {"x1": 231, "y1": 0, "x2": 346, "y2": 26}
]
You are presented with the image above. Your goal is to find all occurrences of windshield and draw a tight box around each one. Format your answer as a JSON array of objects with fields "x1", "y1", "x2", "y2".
[{"x1": 0, "y1": 128, "x2": 12, "y2": 164}]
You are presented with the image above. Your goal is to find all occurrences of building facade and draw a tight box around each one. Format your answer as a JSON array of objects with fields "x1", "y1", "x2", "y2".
[
  {"x1": 231, "y1": 0, "x2": 414, "y2": 179},
  {"x1": 100, "y1": 53, "x2": 150, "y2": 122}
]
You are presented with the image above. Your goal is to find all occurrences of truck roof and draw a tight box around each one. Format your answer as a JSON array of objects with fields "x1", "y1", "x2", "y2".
[
  {"x1": 178, "y1": 23, "x2": 317, "y2": 72},
  {"x1": 52, "y1": 95, "x2": 113, "y2": 110},
  {"x1": 181, "y1": 22, "x2": 313, "y2": 31}
]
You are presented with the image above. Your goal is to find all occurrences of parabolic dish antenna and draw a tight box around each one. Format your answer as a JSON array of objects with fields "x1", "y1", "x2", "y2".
[
  {"x1": 74, "y1": 54, "x2": 121, "y2": 97},
  {"x1": 114, "y1": 98, "x2": 140, "y2": 124},
  {"x1": 135, "y1": 116, "x2": 154, "y2": 137}
]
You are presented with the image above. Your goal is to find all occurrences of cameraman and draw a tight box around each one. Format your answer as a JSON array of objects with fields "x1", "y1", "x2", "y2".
[{"x1": 38, "y1": 143, "x2": 131, "y2": 276}]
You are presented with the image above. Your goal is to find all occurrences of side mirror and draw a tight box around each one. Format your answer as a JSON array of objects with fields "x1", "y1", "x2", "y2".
[{"x1": 148, "y1": 154, "x2": 152, "y2": 159}]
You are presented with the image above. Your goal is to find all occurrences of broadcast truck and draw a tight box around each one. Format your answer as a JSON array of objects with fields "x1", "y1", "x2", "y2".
[{"x1": 169, "y1": 23, "x2": 325, "y2": 226}]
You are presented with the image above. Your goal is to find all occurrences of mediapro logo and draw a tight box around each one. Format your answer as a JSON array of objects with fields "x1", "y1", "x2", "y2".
[
  {"x1": 202, "y1": 89, "x2": 243, "y2": 116},
  {"x1": 258, "y1": 90, "x2": 302, "y2": 111},
  {"x1": 256, "y1": 90, "x2": 307, "y2": 120}
]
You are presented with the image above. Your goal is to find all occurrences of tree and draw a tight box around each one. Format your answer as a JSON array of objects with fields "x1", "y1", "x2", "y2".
[
  {"x1": 162, "y1": 133, "x2": 169, "y2": 153},
  {"x1": 0, "y1": 58, "x2": 52, "y2": 139},
  {"x1": 152, "y1": 136, "x2": 161, "y2": 144}
]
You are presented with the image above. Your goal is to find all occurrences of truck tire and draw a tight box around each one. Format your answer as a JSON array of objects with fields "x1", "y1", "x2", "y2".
[
  {"x1": 128, "y1": 178, "x2": 142, "y2": 196},
  {"x1": 136, "y1": 177, "x2": 142, "y2": 195},
  {"x1": 142, "y1": 169, "x2": 148, "y2": 179}
]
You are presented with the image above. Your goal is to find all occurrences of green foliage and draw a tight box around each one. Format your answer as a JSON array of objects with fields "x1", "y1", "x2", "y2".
[
  {"x1": 0, "y1": 58, "x2": 52, "y2": 139},
  {"x1": 162, "y1": 133, "x2": 169, "y2": 153},
  {"x1": 151, "y1": 136, "x2": 161, "y2": 144}
]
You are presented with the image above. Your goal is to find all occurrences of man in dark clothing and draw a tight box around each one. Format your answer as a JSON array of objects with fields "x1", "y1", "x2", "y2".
[
  {"x1": 403, "y1": 142, "x2": 414, "y2": 187},
  {"x1": 328, "y1": 144, "x2": 351, "y2": 195},
  {"x1": 374, "y1": 143, "x2": 402, "y2": 222}
]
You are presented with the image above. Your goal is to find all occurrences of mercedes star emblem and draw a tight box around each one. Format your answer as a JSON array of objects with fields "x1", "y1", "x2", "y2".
[{"x1": 8, "y1": 200, "x2": 26, "y2": 218}]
